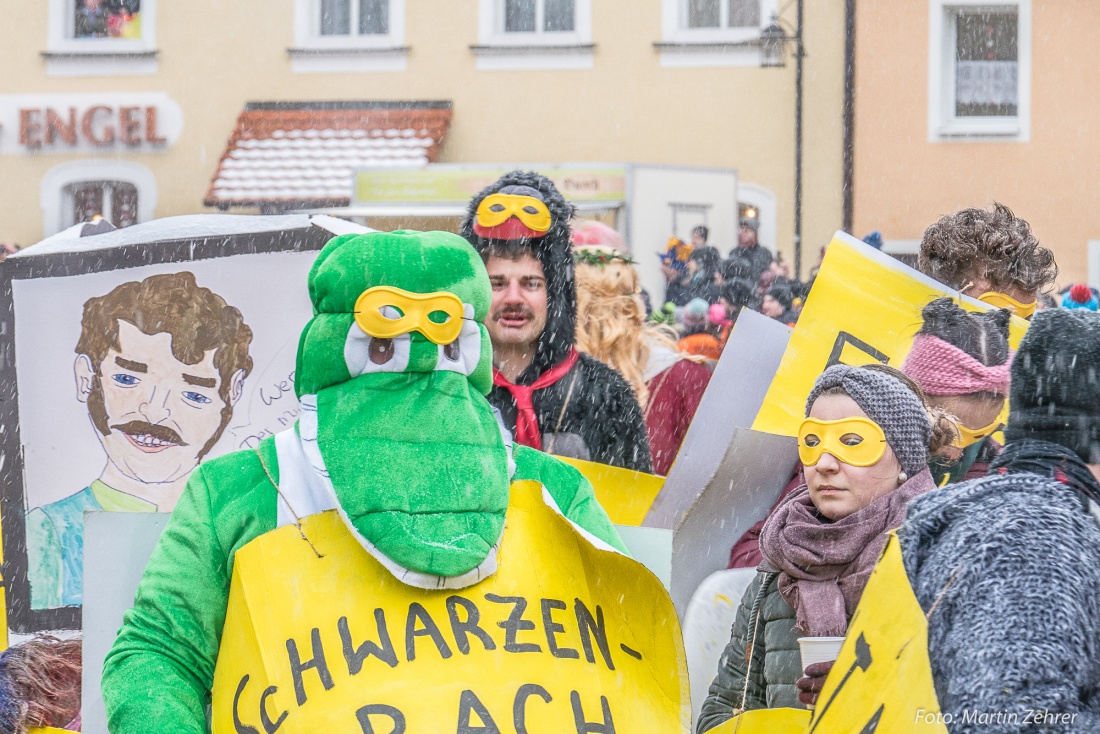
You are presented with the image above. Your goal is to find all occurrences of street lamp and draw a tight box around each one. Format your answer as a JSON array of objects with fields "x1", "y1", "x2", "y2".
[
  {"x1": 758, "y1": 2, "x2": 805, "y2": 279},
  {"x1": 760, "y1": 22, "x2": 787, "y2": 68}
]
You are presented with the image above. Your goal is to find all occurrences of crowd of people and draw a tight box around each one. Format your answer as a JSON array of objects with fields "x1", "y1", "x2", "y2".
[
  {"x1": 4, "y1": 172, "x2": 1097, "y2": 732},
  {"x1": 471, "y1": 184, "x2": 1099, "y2": 730},
  {"x1": 659, "y1": 219, "x2": 805, "y2": 347}
]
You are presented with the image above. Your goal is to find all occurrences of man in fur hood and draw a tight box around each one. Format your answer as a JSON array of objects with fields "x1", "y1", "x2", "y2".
[
  {"x1": 900, "y1": 307, "x2": 1100, "y2": 731},
  {"x1": 461, "y1": 171, "x2": 651, "y2": 472}
]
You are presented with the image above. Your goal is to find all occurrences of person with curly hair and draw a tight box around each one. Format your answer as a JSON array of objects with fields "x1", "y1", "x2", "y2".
[
  {"x1": 574, "y1": 246, "x2": 712, "y2": 475},
  {"x1": 918, "y1": 202, "x2": 1057, "y2": 319}
]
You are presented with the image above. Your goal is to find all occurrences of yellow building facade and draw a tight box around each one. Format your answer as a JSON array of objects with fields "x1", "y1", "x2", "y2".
[
  {"x1": 0, "y1": 0, "x2": 847, "y2": 278},
  {"x1": 853, "y1": 0, "x2": 1097, "y2": 285}
]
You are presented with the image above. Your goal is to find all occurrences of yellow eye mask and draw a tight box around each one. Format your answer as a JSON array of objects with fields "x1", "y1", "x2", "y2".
[
  {"x1": 354, "y1": 286, "x2": 465, "y2": 345},
  {"x1": 798, "y1": 417, "x2": 888, "y2": 468},
  {"x1": 953, "y1": 419, "x2": 1001, "y2": 449},
  {"x1": 976, "y1": 290, "x2": 1036, "y2": 319},
  {"x1": 475, "y1": 193, "x2": 553, "y2": 233}
]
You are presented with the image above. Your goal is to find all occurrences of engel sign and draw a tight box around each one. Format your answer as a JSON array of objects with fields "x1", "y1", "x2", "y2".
[{"x1": 0, "y1": 93, "x2": 182, "y2": 155}]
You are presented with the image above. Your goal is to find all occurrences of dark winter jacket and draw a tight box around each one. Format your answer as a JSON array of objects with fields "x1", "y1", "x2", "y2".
[
  {"x1": 900, "y1": 469, "x2": 1100, "y2": 732},
  {"x1": 726, "y1": 244, "x2": 774, "y2": 286},
  {"x1": 488, "y1": 352, "x2": 653, "y2": 472},
  {"x1": 696, "y1": 572, "x2": 801, "y2": 732}
]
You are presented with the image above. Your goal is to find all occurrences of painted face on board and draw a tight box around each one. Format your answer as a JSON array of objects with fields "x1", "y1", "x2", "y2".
[
  {"x1": 75, "y1": 320, "x2": 241, "y2": 486},
  {"x1": 802, "y1": 393, "x2": 904, "y2": 521}
]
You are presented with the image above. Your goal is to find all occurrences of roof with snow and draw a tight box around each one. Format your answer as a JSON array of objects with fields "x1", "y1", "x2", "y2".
[{"x1": 204, "y1": 101, "x2": 452, "y2": 209}]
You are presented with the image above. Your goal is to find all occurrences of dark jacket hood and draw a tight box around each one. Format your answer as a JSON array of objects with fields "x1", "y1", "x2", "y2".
[{"x1": 460, "y1": 170, "x2": 576, "y2": 383}]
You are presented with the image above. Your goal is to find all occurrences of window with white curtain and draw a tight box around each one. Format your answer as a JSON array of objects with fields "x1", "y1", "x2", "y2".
[{"x1": 929, "y1": 1, "x2": 1030, "y2": 140}]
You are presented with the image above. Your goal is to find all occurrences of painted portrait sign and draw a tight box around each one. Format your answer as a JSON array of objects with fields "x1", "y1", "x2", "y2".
[{"x1": 0, "y1": 214, "x2": 358, "y2": 632}]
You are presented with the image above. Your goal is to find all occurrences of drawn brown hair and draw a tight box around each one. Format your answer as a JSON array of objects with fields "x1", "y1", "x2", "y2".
[{"x1": 76, "y1": 271, "x2": 253, "y2": 457}]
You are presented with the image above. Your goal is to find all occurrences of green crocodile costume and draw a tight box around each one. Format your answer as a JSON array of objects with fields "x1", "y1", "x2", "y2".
[{"x1": 101, "y1": 230, "x2": 626, "y2": 733}]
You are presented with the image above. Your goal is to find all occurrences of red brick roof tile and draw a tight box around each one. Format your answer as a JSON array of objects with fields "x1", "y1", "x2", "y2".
[{"x1": 204, "y1": 101, "x2": 452, "y2": 208}]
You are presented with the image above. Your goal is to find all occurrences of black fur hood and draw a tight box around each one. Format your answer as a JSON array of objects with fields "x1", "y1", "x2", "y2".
[{"x1": 460, "y1": 170, "x2": 576, "y2": 383}]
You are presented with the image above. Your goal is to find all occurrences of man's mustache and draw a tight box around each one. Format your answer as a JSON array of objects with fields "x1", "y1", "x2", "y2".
[
  {"x1": 111, "y1": 421, "x2": 187, "y2": 446},
  {"x1": 492, "y1": 306, "x2": 534, "y2": 320}
]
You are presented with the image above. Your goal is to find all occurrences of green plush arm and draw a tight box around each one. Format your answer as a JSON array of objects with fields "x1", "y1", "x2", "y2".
[{"x1": 512, "y1": 445, "x2": 629, "y2": 554}]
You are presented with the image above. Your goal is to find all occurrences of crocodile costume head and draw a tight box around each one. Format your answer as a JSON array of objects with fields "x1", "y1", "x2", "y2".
[{"x1": 294, "y1": 230, "x2": 510, "y2": 586}]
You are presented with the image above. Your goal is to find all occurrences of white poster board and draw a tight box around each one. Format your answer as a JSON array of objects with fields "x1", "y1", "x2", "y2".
[{"x1": 0, "y1": 214, "x2": 361, "y2": 632}]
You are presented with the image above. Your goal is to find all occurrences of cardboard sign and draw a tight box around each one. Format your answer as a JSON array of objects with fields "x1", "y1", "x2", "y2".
[
  {"x1": 656, "y1": 309, "x2": 792, "y2": 519},
  {"x1": 0, "y1": 214, "x2": 364, "y2": 632},
  {"x1": 753, "y1": 231, "x2": 1028, "y2": 437},
  {"x1": 808, "y1": 535, "x2": 948, "y2": 734},
  {"x1": 81, "y1": 511, "x2": 173, "y2": 734},
  {"x1": 211, "y1": 480, "x2": 689, "y2": 734}
]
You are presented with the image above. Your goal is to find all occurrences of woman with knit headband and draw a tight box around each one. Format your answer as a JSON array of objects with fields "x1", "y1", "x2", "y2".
[
  {"x1": 697, "y1": 364, "x2": 956, "y2": 731},
  {"x1": 902, "y1": 298, "x2": 1013, "y2": 486}
]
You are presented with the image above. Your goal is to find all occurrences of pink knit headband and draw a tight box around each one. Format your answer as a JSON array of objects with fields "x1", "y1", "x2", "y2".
[{"x1": 902, "y1": 334, "x2": 1013, "y2": 396}]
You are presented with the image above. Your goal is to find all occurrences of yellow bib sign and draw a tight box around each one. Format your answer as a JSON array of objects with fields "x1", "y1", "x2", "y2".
[
  {"x1": 807, "y1": 534, "x2": 948, "y2": 734},
  {"x1": 753, "y1": 232, "x2": 1027, "y2": 437},
  {"x1": 211, "y1": 480, "x2": 689, "y2": 733},
  {"x1": 553, "y1": 455, "x2": 665, "y2": 527}
]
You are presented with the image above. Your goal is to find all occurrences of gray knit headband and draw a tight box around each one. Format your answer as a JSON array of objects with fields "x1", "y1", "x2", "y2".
[{"x1": 805, "y1": 365, "x2": 932, "y2": 475}]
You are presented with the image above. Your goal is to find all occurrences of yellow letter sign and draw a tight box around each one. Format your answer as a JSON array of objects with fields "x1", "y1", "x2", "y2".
[
  {"x1": 753, "y1": 231, "x2": 1027, "y2": 438},
  {"x1": 211, "y1": 480, "x2": 689, "y2": 733}
]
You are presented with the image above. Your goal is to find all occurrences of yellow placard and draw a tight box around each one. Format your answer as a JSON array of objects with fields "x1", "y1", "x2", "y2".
[
  {"x1": 211, "y1": 480, "x2": 688, "y2": 733},
  {"x1": 710, "y1": 708, "x2": 812, "y2": 733},
  {"x1": 808, "y1": 534, "x2": 948, "y2": 734},
  {"x1": 753, "y1": 232, "x2": 1027, "y2": 437},
  {"x1": 554, "y1": 455, "x2": 665, "y2": 527}
]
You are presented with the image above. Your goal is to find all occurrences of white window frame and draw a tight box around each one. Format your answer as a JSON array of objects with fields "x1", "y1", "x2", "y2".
[
  {"x1": 928, "y1": 0, "x2": 1031, "y2": 142},
  {"x1": 290, "y1": 0, "x2": 407, "y2": 72},
  {"x1": 40, "y1": 160, "x2": 156, "y2": 237},
  {"x1": 293, "y1": 0, "x2": 405, "y2": 50},
  {"x1": 473, "y1": 0, "x2": 593, "y2": 70},
  {"x1": 477, "y1": 0, "x2": 592, "y2": 48},
  {"x1": 660, "y1": 0, "x2": 776, "y2": 45},
  {"x1": 45, "y1": 0, "x2": 158, "y2": 76},
  {"x1": 1088, "y1": 241, "x2": 1100, "y2": 290}
]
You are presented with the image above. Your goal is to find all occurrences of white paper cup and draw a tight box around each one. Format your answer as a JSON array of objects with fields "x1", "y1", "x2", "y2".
[{"x1": 797, "y1": 636, "x2": 845, "y2": 671}]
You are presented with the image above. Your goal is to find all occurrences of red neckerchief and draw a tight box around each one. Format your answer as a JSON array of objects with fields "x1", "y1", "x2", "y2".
[{"x1": 492, "y1": 347, "x2": 580, "y2": 451}]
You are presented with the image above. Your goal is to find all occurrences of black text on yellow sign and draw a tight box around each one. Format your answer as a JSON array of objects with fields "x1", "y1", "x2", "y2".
[
  {"x1": 230, "y1": 594, "x2": 637, "y2": 733},
  {"x1": 212, "y1": 481, "x2": 688, "y2": 734}
]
